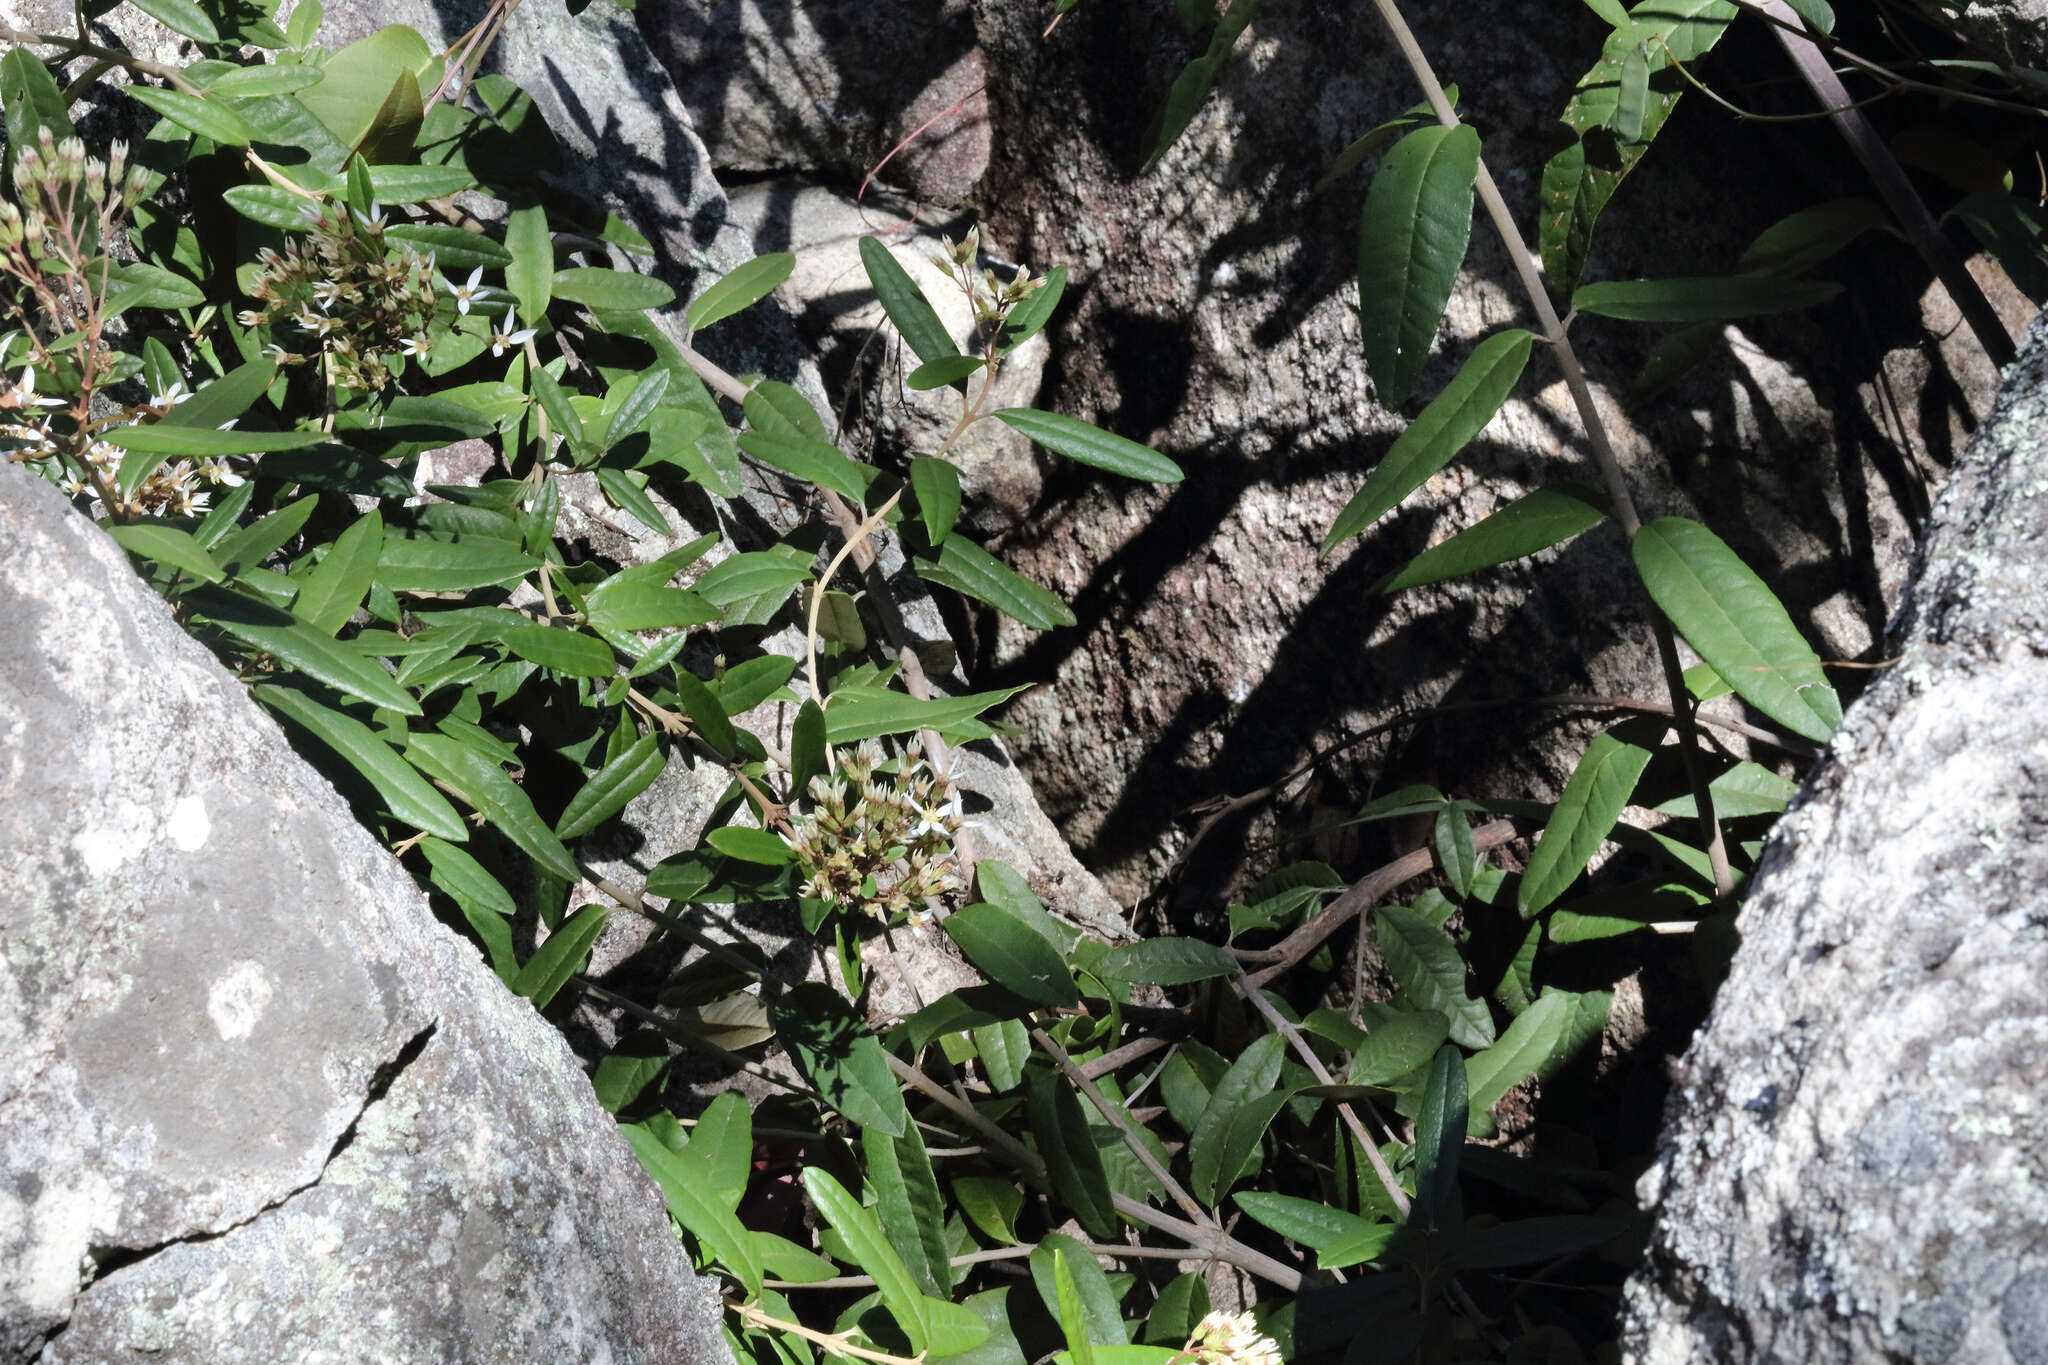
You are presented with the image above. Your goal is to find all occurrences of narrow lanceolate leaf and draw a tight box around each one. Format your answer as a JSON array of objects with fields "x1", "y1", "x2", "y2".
[
  {"x1": 803, "y1": 1168, "x2": 929, "y2": 1353},
  {"x1": 907, "y1": 353, "x2": 986, "y2": 391},
  {"x1": 771, "y1": 984, "x2": 909, "y2": 1137},
  {"x1": 625, "y1": 1125, "x2": 764, "y2": 1295},
  {"x1": 1540, "y1": 0, "x2": 1739, "y2": 293},
  {"x1": 513, "y1": 903, "x2": 608, "y2": 1008},
  {"x1": 1378, "y1": 485, "x2": 1608, "y2": 593},
  {"x1": 917, "y1": 533, "x2": 1076, "y2": 630},
  {"x1": 1187, "y1": 1034, "x2": 1284, "y2": 1205},
  {"x1": 1357, "y1": 123, "x2": 1481, "y2": 410},
  {"x1": 1572, "y1": 275, "x2": 1844, "y2": 323},
  {"x1": 124, "y1": 85, "x2": 250, "y2": 145},
  {"x1": 365, "y1": 162, "x2": 474, "y2": 203},
  {"x1": 1412, "y1": 1044, "x2": 1468, "y2": 1237},
  {"x1": 405, "y1": 732, "x2": 581, "y2": 882},
  {"x1": 1323, "y1": 328, "x2": 1532, "y2": 556},
  {"x1": 374, "y1": 536, "x2": 536, "y2": 593},
  {"x1": 1033, "y1": 1234, "x2": 1130, "y2": 1349},
  {"x1": 687, "y1": 251, "x2": 794, "y2": 333},
  {"x1": 1053, "y1": 1251, "x2": 1097, "y2": 1365},
  {"x1": 556, "y1": 732, "x2": 665, "y2": 839},
  {"x1": 501, "y1": 623, "x2": 616, "y2": 679},
  {"x1": 1465, "y1": 991, "x2": 1572, "y2": 1119},
  {"x1": 1518, "y1": 727, "x2": 1655, "y2": 918},
  {"x1": 991, "y1": 408, "x2": 1184, "y2": 483},
  {"x1": 1090, "y1": 937, "x2": 1239, "y2": 986},
  {"x1": 552, "y1": 266, "x2": 676, "y2": 311},
  {"x1": 190, "y1": 589, "x2": 420, "y2": 715},
  {"x1": 858, "y1": 235, "x2": 958, "y2": 365},
  {"x1": 1349, "y1": 1009, "x2": 1450, "y2": 1087},
  {"x1": 736, "y1": 431, "x2": 869, "y2": 503},
  {"x1": 910, "y1": 456, "x2": 962, "y2": 545},
  {"x1": 1374, "y1": 905, "x2": 1494, "y2": 1049},
  {"x1": 293, "y1": 509, "x2": 381, "y2": 634},
  {"x1": 1234, "y1": 1192, "x2": 1388, "y2": 1253},
  {"x1": 253, "y1": 685, "x2": 466, "y2": 840},
  {"x1": 109, "y1": 524, "x2": 224, "y2": 584},
  {"x1": 864, "y1": 1123, "x2": 955, "y2": 1297},
  {"x1": 130, "y1": 0, "x2": 221, "y2": 43},
  {"x1": 1026, "y1": 1071, "x2": 1118, "y2": 1240},
  {"x1": 1140, "y1": 0, "x2": 1261, "y2": 174},
  {"x1": 1632, "y1": 517, "x2": 1842, "y2": 743},
  {"x1": 599, "y1": 368, "x2": 670, "y2": 450},
  {"x1": 504, "y1": 203, "x2": 552, "y2": 322},
  {"x1": 822, "y1": 683, "x2": 1031, "y2": 743},
  {"x1": 945, "y1": 903, "x2": 1079, "y2": 1008},
  {"x1": 1000, "y1": 265, "x2": 1066, "y2": 353},
  {"x1": 108, "y1": 419, "x2": 322, "y2": 458}
]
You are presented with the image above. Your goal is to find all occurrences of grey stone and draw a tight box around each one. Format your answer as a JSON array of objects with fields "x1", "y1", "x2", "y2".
[
  {"x1": 1620, "y1": 308, "x2": 2048, "y2": 1363},
  {"x1": 0, "y1": 462, "x2": 728, "y2": 1363},
  {"x1": 641, "y1": 0, "x2": 991, "y2": 204},
  {"x1": 1904, "y1": 1, "x2": 2048, "y2": 67},
  {"x1": 962, "y1": 0, "x2": 2032, "y2": 903}
]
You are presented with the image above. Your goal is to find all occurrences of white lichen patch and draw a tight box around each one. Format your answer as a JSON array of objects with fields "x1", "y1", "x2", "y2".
[
  {"x1": 207, "y1": 960, "x2": 274, "y2": 1042},
  {"x1": 165, "y1": 792, "x2": 210, "y2": 852}
]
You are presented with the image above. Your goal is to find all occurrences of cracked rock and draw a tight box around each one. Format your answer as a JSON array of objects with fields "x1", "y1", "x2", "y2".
[{"x1": 0, "y1": 459, "x2": 728, "y2": 1362}]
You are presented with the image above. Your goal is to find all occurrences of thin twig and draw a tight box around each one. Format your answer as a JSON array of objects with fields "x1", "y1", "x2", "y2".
[{"x1": 1030, "y1": 1024, "x2": 1215, "y2": 1228}]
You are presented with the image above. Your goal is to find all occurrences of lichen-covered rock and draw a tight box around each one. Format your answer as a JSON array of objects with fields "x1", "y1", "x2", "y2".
[
  {"x1": 1620, "y1": 307, "x2": 2048, "y2": 1363},
  {"x1": 1903, "y1": 0, "x2": 2048, "y2": 67},
  {"x1": 0, "y1": 462, "x2": 728, "y2": 1363}
]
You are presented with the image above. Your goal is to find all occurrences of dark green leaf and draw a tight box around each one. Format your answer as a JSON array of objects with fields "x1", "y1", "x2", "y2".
[
  {"x1": 1412, "y1": 1044, "x2": 1467, "y2": 1236},
  {"x1": 386, "y1": 223, "x2": 513, "y2": 269},
  {"x1": 1188, "y1": 1033, "x2": 1283, "y2": 1204},
  {"x1": 1142, "y1": 1275, "x2": 1209, "y2": 1346},
  {"x1": 908, "y1": 354, "x2": 986, "y2": 391},
  {"x1": 1357, "y1": 123, "x2": 1481, "y2": 409},
  {"x1": 687, "y1": 251, "x2": 794, "y2": 332},
  {"x1": 823, "y1": 684, "x2": 1030, "y2": 743},
  {"x1": 593, "y1": 467, "x2": 670, "y2": 536},
  {"x1": 1633, "y1": 517, "x2": 1841, "y2": 742},
  {"x1": 191, "y1": 588, "x2": 419, "y2": 714},
  {"x1": 1091, "y1": 937, "x2": 1238, "y2": 986},
  {"x1": 1140, "y1": 0, "x2": 1260, "y2": 173},
  {"x1": 772, "y1": 984, "x2": 909, "y2": 1137},
  {"x1": 706, "y1": 826, "x2": 794, "y2": 865},
  {"x1": 737, "y1": 431, "x2": 870, "y2": 503},
  {"x1": 553, "y1": 265, "x2": 675, "y2": 311},
  {"x1": 671, "y1": 667, "x2": 738, "y2": 757},
  {"x1": 911, "y1": 457, "x2": 962, "y2": 545},
  {"x1": 955, "y1": 1176, "x2": 1024, "y2": 1245},
  {"x1": 529, "y1": 364, "x2": 584, "y2": 448},
  {"x1": 1465, "y1": 991, "x2": 1571, "y2": 1120},
  {"x1": 1348, "y1": 1009, "x2": 1450, "y2": 1087},
  {"x1": 505, "y1": 203, "x2": 552, "y2": 322},
  {"x1": 1378, "y1": 484, "x2": 1609, "y2": 592},
  {"x1": 405, "y1": 732, "x2": 581, "y2": 881},
  {"x1": 513, "y1": 904, "x2": 607, "y2": 1008},
  {"x1": 999, "y1": 266, "x2": 1066, "y2": 353},
  {"x1": 917, "y1": 534, "x2": 1076, "y2": 630},
  {"x1": 599, "y1": 368, "x2": 671, "y2": 450},
  {"x1": 742, "y1": 379, "x2": 830, "y2": 442},
  {"x1": 859, "y1": 235, "x2": 958, "y2": 365},
  {"x1": 625, "y1": 1124, "x2": 764, "y2": 1294},
  {"x1": 109, "y1": 523, "x2": 224, "y2": 584},
  {"x1": 375, "y1": 536, "x2": 536, "y2": 593},
  {"x1": 1450, "y1": 1215, "x2": 1630, "y2": 1270},
  {"x1": 126, "y1": 85, "x2": 251, "y2": 145},
  {"x1": 1572, "y1": 274, "x2": 1843, "y2": 322},
  {"x1": 585, "y1": 583, "x2": 717, "y2": 633},
  {"x1": 1434, "y1": 806, "x2": 1478, "y2": 898},
  {"x1": 865, "y1": 1122, "x2": 954, "y2": 1296},
  {"x1": 805, "y1": 1168, "x2": 929, "y2": 1351},
  {"x1": 557, "y1": 732, "x2": 665, "y2": 838},
  {"x1": 1323, "y1": 328, "x2": 1533, "y2": 555},
  {"x1": 419, "y1": 836, "x2": 510, "y2": 916},
  {"x1": 1026, "y1": 1072, "x2": 1117, "y2": 1239},
  {"x1": 1518, "y1": 726, "x2": 1655, "y2": 917},
  {"x1": 1033, "y1": 1235, "x2": 1129, "y2": 1350},
  {"x1": 945, "y1": 903, "x2": 1078, "y2": 1008},
  {"x1": 1374, "y1": 905, "x2": 1493, "y2": 1049},
  {"x1": 254, "y1": 685, "x2": 465, "y2": 838},
  {"x1": 790, "y1": 699, "x2": 828, "y2": 807},
  {"x1": 293, "y1": 509, "x2": 381, "y2": 634},
  {"x1": 990, "y1": 408, "x2": 1183, "y2": 483},
  {"x1": 499, "y1": 623, "x2": 615, "y2": 678}
]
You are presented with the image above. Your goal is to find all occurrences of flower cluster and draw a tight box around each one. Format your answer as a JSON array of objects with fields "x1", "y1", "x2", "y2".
[
  {"x1": 239, "y1": 198, "x2": 437, "y2": 391},
  {"x1": 781, "y1": 738, "x2": 965, "y2": 921},
  {"x1": 1178, "y1": 1312, "x2": 1283, "y2": 1365},
  {"x1": 927, "y1": 225, "x2": 1048, "y2": 326}
]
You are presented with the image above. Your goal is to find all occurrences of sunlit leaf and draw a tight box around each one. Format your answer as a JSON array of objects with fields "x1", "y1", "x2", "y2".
[{"x1": 1357, "y1": 123, "x2": 1481, "y2": 409}]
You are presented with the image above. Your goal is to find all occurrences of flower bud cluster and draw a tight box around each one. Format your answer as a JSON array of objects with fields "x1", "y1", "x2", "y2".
[
  {"x1": 240, "y1": 200, "x2": 436, "y2": 391},
  {"x1": 927, "y1": 226, "x2": 1048, "y2": 325},
  {"x1": 780, "y1": 738, "x2": 965, "y2": 921}
]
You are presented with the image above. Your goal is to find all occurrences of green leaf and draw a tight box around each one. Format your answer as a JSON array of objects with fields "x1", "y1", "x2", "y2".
[
  {"x1": 805, "y1": 1168, "x2": 928, "y2": 1352},
  {"x1": 125, "y1": 85, "x2": 251, "y2": 145},
  {"x1": 706, "y1": 826, "x2": 794, "y2": 865},
  {"x1": 911, "y1": 457, "x2": 963, "y2": 545},
  {"x1": 419, "y1": 836, "x2": 511, "y2": 916},
  {"x1": 501, "y1": 623, "x2": 615, "y2": 679},
  {"x1": 1518, "y1": 727, "x2": 1655, "y2": 917},
  {"x1": 1614, "y1": 37, "x2": 1655, "y2": 144},
  {"x1": 1323, "y1": 328, "x2": 1533, "y2": 555},
  {"x1": 1412, "y1": 1044, "x2": 1467, "y2": 1236},
  {"x1": 190, "y1": 589, "x2": 420, "y2": 714},
  {"x1": 1579, "y1": 0, "x2": 1631, "y2": 24},
  {"x1": 1234, "y1": 1193, "x2": 1386, "y2": 1253},
  {"x1": 405, "y1": 732, "x2": 581, "y2": 881},
  {"x1": 1450, "y1": 1215, "x2": 1630, "y2": 1270},
  {"x1": 908, "y1": 354, "x2": 986, "y2": 391},
  {"x1": 1465, "y1": 991, "x2": 1572, "y2": 1121},
  {"x1": 529, "y1": 364, "x2": 585, "y2": 449},
  {"x1": 737, "y1": 431, "x2": 870, "y2": 503},
  {"x1": 108, "y1": 419, "x2": 323, "y2": 458},
  {"x1": 824, "y1": 684, "x2": 1030, "y2": 743},
  {"x1": 1633, "y1": 517, "x2": 1841, "y2": 743},
  {"x1": 293, "y1": 510, "x2": 381, "y2": 634},
  {"x1": 205, "y1": 63, "x2": 327, "y2": 97},
  {"x1": 772, "y1": 983, "x2": 909, "y2": 1137},
  {"x1": 864, "y1": 1122, "x2": 954, "y2": 1297},
  {"x1": 109, "y1": 523, "x2": 224, "y2": 584},
  {"x1": 513, "y1": 904, "x2": 607, "y2": 1008},
  {"x1": 1357, "y1": 123, "x2": 1481, "y2": 410},
  {"x1": 556, "y1": 732, "x2": 665, "y2": 839},
  {"x1": 917, "y1": 534, "x2": 1076, "y2": 630},
  {"x1": 599, "y1": 368, "x2": 671, "y2": 451},
  {"x1": 553, "y1": 265, "x2": 675, "y2": 311},
  {"x1": 859, "y1": 235, "x2": 958, "y2": 365},
  {"x1": 594, "y1": 467, "x2": 670, "y2": 537},
  {"x1": 687, "y1": 251, "x2": 794, "y2": 332},
  {"x1": 1435, "y1": 806, "x2": 1478, "y2": 898},
  {"x1": 386, "y1": 223, "x2": 513, "y2": 269},
  {"x1": 253, "y1": 686, "x2": 465, "y2": 839},
  {"x1": 1539, "y1": 0, "x2": 1738, "y2": 294},
  {"x1": 1026, "y1": 1072, "x2": 1117, "y2": 1240},
  {"x1": 1188, "y1": 1033, "x2": 1283, "y2": 1204},
  {"x1": 742, "y1": 378, "x2": 830, "y2": 442},
  {"x1": 975, "y1": 861, "x2": 1077, "y2": 953},
  {"x1": 593, "y1": 1031, "x2": 670, "y2": 1114},
  {"x1": 671, "y1": 667, "x2": 738, "y2": 758},
  {"x1": 990, "y1": 409, "x2": 1183, "y2": 483},
  {"x1": 1778, "y1": 0, "x2": 1833, "y2": 34},
  {"x1": 365, "y1": 162, "x2": 474, "y2": 203},
  {"x1": 971, "y1": 1017, "x2": 1029, "y2": 1092},
  {"x1": 1378, "y1": 485, "x2": 1609, "y2": 592},
  {"x1": 504, "y1": 203, "x2": 552, "y2": 322},
  {"x1": 1090, "y1": 938, "x2": 1238, "y2": 986},
  {"x1": 1654, "y1": 760, "x2": 1797, "y2": 819},
  {"x1": 1052, "y1": 1250, "x2": 1095, "y2": 1365},
  {"x1": 1204, "y1": 1092, "x2": 1290, "y2": 1202},
  {"x1": 375, "y1": 536, "x2": 536, "y2": 593},
  {"x1": 131, "y1": 0, "x2": 221, "y2": 43},
  {"x1": 1140, "y1": 0, "x2": 1260, "y2": 173},
  {"x1": 585, "y1": 583, "x2": 716, "y2": 633},
  {"x1": 214, "y1": 494, "x2": 318, "y2": 577},
  {"x1": 293, "y1": 23, "x2": 431, "y2": 154},
  {"x1": 693, "y1": 549, "x2": 815, "y2": 615},
  {"x1": 1000, "y1": 265, "x2": 1067, "y2": 353},
  {"x1": 3, "y1": 48, "x2": 75, "y2": 153},
  {"x1": 955, "y1": 1176, "x2": 1024, "y2": 1246},
  {"x1": 103, "y1": 262, "x2": 206, "y2": 317},
  {"x1": 625, "y1": 1124, "x2": 764, "y2": 1294},
  {"x1": 1572, "y1": 274, "x2": 1843, "y2": 322},
  {"x1": 1374, "y1": 905, "x2": 1494, "y2": 1049},
  {"x1": 1348, "y1": 1009, "x2": 1450, "y2": 1087},
  {"x1": 1319, "y1": 1221, "x2": 1402, "y2": 1271},
  {"x1": 945, "y1": 903, "x2": 1079, "y2": 1008}
]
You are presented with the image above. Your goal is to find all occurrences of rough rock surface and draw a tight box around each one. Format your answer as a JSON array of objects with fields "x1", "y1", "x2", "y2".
[
  {"x1": 1620, "y1": 308, "x2": 2048, "y2": 1363},
  {"x1": 963, "y1": 0, "x2": 2031, "y2": 903},
  {"x1": 640, "y1": 0, "x2": 991, "y2": 203},
  {"x1": 1905, "y1": 0, "x2": 2048, "y2": 67},
  {"x1": 0, "y1": 462, "x2": 727, "y2": 1363}
]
